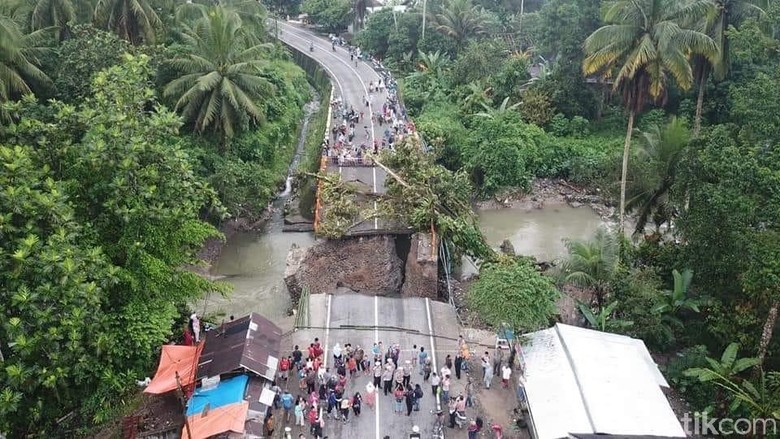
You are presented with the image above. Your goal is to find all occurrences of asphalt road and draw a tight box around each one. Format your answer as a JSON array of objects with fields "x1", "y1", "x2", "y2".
[
  {"x1": 287, "y1": 294, "x2": 464, "y2": 439},
  {"x1": 274, "y1": 21, "x2": 393, "y2": 235}
]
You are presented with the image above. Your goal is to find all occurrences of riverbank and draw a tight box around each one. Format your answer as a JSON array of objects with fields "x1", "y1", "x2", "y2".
[{"x1": 477, "y1": 178, "x2": 615, "y2": 220}]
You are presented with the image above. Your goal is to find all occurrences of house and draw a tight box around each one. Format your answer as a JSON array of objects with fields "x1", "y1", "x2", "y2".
[
  {"x1": 197, "y1": 313, "x2": 283, "y2": 382},
  {"x1": 521, "y1": 324, "x2": 686, "y2": 439},
  {"x1": 137, "y1": 312, "x2": 283, "y2": 439}
]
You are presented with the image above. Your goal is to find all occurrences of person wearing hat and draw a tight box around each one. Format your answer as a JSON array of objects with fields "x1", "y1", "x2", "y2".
[{"x1": 410, "y1": 425, "x2": 421, "y2": 438}]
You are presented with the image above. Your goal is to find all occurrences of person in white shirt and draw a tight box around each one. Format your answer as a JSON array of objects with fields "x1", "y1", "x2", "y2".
[{"x1": 501, "y1": 364, "x2": 512, "y2": 388}]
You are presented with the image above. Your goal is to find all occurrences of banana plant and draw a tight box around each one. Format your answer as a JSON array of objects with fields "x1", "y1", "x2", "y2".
[{"x1": 577, "y1": 300, "x2": 634, "y2": 332}]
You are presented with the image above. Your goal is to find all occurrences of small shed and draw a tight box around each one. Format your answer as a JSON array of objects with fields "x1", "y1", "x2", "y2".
[
  {"x1": 521, "y1": 324, "x2": 685, "y2": 439},
  {"x1": 197, "y1": 313, "x2": 283, "y2": 382}
]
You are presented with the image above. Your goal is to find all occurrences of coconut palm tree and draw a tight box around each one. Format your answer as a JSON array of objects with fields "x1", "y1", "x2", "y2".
[
  {"x1": 28, "y1": 0, "x2": 75, "y2": 40},
  {"x1": 432, "y1": 0, "x2": 489, "y2": 50},
  {"x1": 554, "y1": 227, "x2": 619, "y2": 307},
  {"x1": 0, "y1": 15, "x2": 51, "y2": 122},
  {"x1": 692, "y1": 0, "x2": 767, "y2": 135},
  {"x1": 626, "y1": 117, "x2": 690, "y2": 234},
  {"x1": 163, "y1": 5, "x2": 275, "y2": 148},
  {"x1": 582, "y1": 0, "x2": 717, "y2": 234},
  {"x1": 94, "y1": 0, "x2": 161, "y2": 45}
]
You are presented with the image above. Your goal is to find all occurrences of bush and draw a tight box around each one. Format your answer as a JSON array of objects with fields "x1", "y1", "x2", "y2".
[
  {"x1": 468, "y1": 257, "x2": 560, "y2": 331},
  {"x1": 532, "y1": 135, "x2": 620, "y2": 185},
  {"x1": 663, "y1": 345, "x2": 717, "y2": 412}
]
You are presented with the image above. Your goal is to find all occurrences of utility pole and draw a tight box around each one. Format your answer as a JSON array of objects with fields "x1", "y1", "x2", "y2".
[
  {"x1": 519, "y1": 0, "x2": 524, "y2": 31},
  {"x1": 421, "y1": 0, "x2": 427, "y2": 40},
  {"x1": 176, "y1": 372, "x2": 193, "y2": 439}
]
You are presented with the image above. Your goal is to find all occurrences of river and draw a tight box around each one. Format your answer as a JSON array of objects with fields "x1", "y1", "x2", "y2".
[
  {"x1": 196, "y1": 95, "x2": 319, "y2": 320},
  {"x1": 199, "y1": 93, "x2": 605, "y2": 316},
  {"x1": 204, "y1": 203, "x2": 605, "y2": 320},
  {"x1": 460, "y1": 204, "x2": 606, "y2": 277}
]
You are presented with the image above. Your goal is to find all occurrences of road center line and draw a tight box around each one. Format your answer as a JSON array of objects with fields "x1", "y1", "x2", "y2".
[
  {"x1": 374, "y1": 295, "x2": 380, "y2": 439},
  {"x1": 324, "y1": 294, "x2": 332, "y2": 368},
  {"x1": 425, "y1": 297, "x2": 440, "y2": 412},
  {"x1": 277, "y1": 22, "x2": 376, "y2": 146}
]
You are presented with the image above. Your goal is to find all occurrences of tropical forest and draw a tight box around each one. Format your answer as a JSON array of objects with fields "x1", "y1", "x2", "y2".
[{"x1": 0, "y1": 0, "x2": 779, "y2": 436}]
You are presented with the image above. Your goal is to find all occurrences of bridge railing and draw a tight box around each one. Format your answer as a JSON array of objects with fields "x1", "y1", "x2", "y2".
[{"x1": 323, "y1": 156, "x2": 375, "y2": 167}]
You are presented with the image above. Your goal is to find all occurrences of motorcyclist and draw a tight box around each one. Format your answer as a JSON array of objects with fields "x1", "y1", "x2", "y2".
[{"x1": 309, "y1": 41, "x2": 314, "y2": 51}]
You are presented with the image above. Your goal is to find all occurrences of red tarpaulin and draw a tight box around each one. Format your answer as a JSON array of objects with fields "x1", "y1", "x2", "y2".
[
  {"x1": 181, "y1": 401, "x2": 249, "y2": 439},
  {"x1": 144, "y1": 344, "x2": 203, "y2": 394}
]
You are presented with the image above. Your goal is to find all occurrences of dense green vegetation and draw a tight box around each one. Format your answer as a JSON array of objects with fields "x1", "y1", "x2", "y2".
[
  {"x1": 1, "y1": 0, "x2": 779, "y2": 431},
  {"x1": 306, "y1": 0, "x2": 780, "y2": 417},
  {"x1": 0, "y1": 0, "x2": 313, "y2": 435}
]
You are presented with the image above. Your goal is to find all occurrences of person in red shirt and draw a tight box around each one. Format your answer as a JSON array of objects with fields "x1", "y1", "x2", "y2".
[
  {"x1": 183, "y1": 325, "x2": 194, "y2": 346},
  {"x1": 279, "y1": 356, "x2": 291, "y2": 381}
]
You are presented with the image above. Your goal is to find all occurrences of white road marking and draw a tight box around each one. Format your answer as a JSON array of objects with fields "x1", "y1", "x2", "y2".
[
  {"x1": 425, "y1": 298, "x2": 440, "y2": 411},
  {"x1": 276, "y1": 22, "x2": 376, "y2": 146},
  {"x1": 374, "y1": 295, "x2": 380, "y2": 439},
  {"x1": 373, "y1": 167, "x2": 378, "y2": 230},
  {"x1": 324, "y1": 294, "x2": 332, "y2": 368}
]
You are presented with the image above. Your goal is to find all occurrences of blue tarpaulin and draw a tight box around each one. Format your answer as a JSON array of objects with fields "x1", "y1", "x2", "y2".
[{"x1": 186, "y1": 374, "x2": 249, "y2": 416}]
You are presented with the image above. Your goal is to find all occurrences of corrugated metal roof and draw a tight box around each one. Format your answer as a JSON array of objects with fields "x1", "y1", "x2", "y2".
[
  {"x1": 197, "y1": 313, "x2": 283, "y2": 382},
  {"x1": 522, "y1": 324, "x2": 685, "y2": 439}
]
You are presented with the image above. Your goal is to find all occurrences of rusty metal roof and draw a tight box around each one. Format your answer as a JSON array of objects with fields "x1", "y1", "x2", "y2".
[{"x1": 197, "y1": 313, "x2": 283, "y2": 382}]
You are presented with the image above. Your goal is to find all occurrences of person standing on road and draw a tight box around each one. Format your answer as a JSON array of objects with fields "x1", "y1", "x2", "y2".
[
  {"x1": 423, "y1": 358, "x2": 432, "y2": 381},
  {"x1": 442, "y1": 374, "x2": 451, "y2": 402},
  {"x1": 382, "y1": 361, "x2": 394, "y2": 396},
  {"x1": 484, "y1": 363, "x2": 494, "y2": 389},
  {"x1": 402, "y1": 360, "x2": 412, "y2": 388},
  {"x1": 373, "y1": 361, "x2": 383, "y2": 388},
  {"x1": 281, "y1": 390, "x2": 294, "y2": 422},
  {"x1": 405, "y1": 385, "x2": 415, "y2": 416},
  {"x1": 502, "y1": 364, "x2": 512, "y2": 388},
  {"x1": 465, "y1": 375, "x2": 474, "y2": 408},
  {"x1": 481, "y1": 351, "x2": 490, "y2": 379},
  {"x1": 454, "y1": 353, "x2": 463, "y2": 380},
  {"x1": 493, "y1": 348, "x2": 504, "y2": 373},
  {"x1": 294, "y1": 397, "x2": 305, "y2": 427},
  {"x1": 352, "y1": 392, "x2": 362, "y2": 416},
  {"x1": 413, "y1": 384, "x2": 423, "y2": 412},
  {"x1": 431, "y1": 372, "x2": 440, "y2": 399},
  {"x1": 394, "y1": 384, "x2": 405, "y2": 414},
  {"x1": 418, "y1": 347, "x2": 428, "y2": 375}
]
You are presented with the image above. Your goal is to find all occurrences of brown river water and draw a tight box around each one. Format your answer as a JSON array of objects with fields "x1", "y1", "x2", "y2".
[{"x1": 198, "y1": 204, "x2": 605, "y2": 319}]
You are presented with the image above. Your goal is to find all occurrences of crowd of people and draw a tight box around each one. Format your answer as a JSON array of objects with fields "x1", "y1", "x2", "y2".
[
  {"x1": 318, "y1": 41, "x2": 417, "y2": 167},
  {"x1": 260, "y1": 332, "x2": 524, "y2": 439}
]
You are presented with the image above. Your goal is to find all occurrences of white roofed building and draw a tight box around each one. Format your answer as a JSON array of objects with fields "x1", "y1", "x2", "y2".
[{"x1": 521, "y1": 324, "x2": 686, "y2": 439}]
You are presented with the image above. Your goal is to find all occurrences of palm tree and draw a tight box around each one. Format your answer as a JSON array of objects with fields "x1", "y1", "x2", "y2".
[
  {"x1": 554, "y1": 227, "x2": 619, "y2": 307},
  {"x1": 582, "y1": 0, "x2": 717, "y2": 234},
  {"x1": 28, "y1": 0, "x2": 75, "y2": 40},
  {"x1": 626, "y1": 117, "x2": 690, "y2": 234},
  {"x1": 692, "y1": 0, "x2": 767, "y2": 135},
  {"x1": 163, "y1": 5, "x2": 275, "y2": 148},
  {"x1": 0, "y1": 15, "x2": 51, "y2": 122},
  {"x1": 94, "y1": 0, "x2": 161, "y2": 45},
  {"x1": 432, "y1": 0, "x2": 489, "y2": 50}
]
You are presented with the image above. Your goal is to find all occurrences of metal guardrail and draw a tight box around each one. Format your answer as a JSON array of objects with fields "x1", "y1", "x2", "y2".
[
  {"x1": 294, "y1": 288, "x2": 311, "y2": 329},
  {"x1": 323, "y1": 156, "x2": 375, "y2": 167}
]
